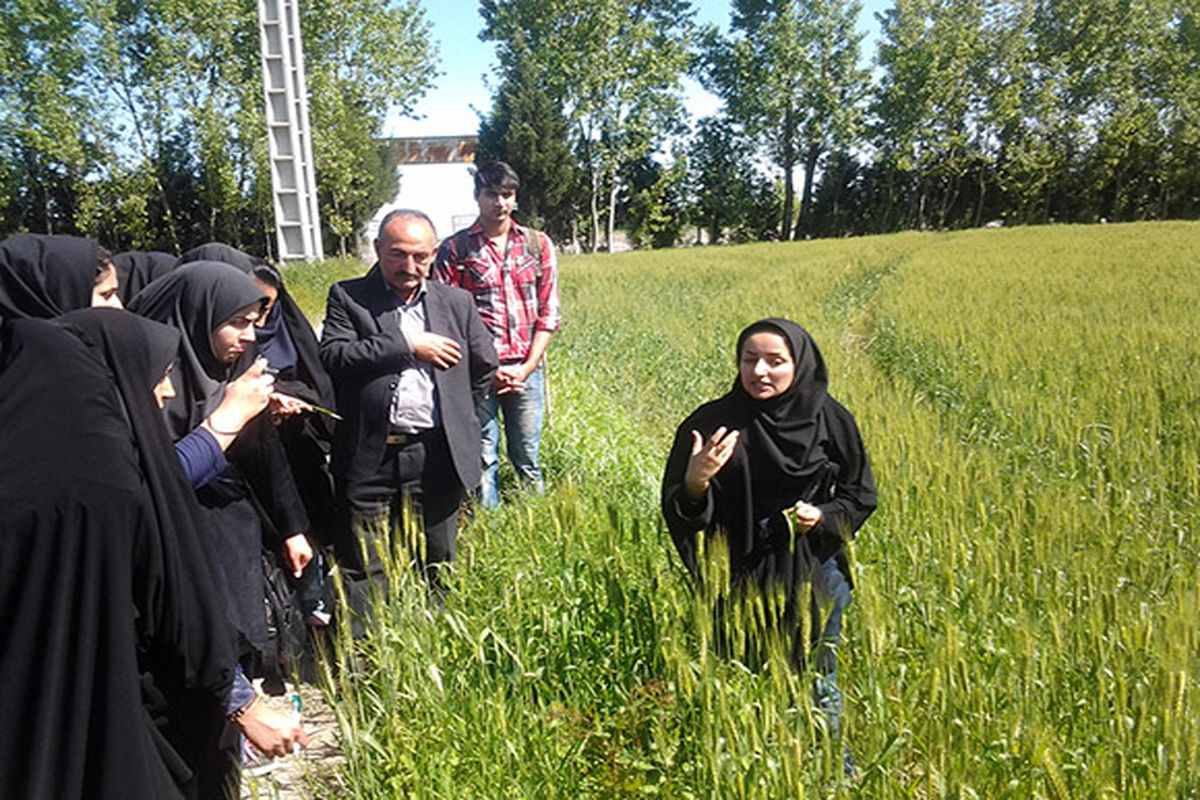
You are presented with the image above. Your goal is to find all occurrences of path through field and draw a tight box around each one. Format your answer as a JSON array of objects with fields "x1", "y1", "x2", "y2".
[{"x1": 241, "y1": 681, "x2": 343, "y2": 799}]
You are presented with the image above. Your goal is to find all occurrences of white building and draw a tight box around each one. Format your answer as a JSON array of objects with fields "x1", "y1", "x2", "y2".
[{"x1": 365, "y1": 135, "x2": 479, "y2": 249}]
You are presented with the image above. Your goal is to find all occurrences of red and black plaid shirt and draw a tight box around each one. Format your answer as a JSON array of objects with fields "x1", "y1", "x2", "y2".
[{"x1": 432, "y1": 221, "x2": 561, "y2": 364}]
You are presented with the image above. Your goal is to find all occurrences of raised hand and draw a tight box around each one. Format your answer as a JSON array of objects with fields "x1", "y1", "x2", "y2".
[
  {"x1": 683, "y1": 426, "x2": 740, "y2": 500},
  {"x1": 206, "y1": 358, "x2": 275, "y2": 439}
]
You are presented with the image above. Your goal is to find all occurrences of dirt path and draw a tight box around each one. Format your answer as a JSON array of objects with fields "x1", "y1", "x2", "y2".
[{"x1": 240, "y1": 681, "x2": 344, "y2": 799}]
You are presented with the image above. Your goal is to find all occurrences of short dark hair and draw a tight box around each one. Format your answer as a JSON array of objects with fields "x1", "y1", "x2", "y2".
[
  {"x1": 473, "y1": 161, "x2": 520, "y2": 194},
  {"x1": 95, "y1": 246, "x2": 114, "y2": 280},
  {"x1": 376, "y1": 208, "x2": 437, "y2": 241}
]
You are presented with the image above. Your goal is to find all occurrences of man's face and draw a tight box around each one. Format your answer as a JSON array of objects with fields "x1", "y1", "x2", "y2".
[
  {"x1": 376, "y1": 215, "x2": 436, "y2": 301},
  {"x1": 475, "y1": 186, "x2": 517, "y2": 228}
]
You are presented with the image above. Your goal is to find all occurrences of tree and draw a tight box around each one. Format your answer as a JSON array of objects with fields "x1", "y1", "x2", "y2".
[
  {"x1": 302, "y1": 0, "x2": 437, "y2": 256},
  {"x1": 2, "y1": 0, "x2": 437, "y2": 255},
  {"x1": 620, "y1": 151, "x2": 688, "y2": 249},
  {"x1": 0, "y1": 0, "x2": 97, "y2": 233},
  {"x1": 476, "y1": 33, "x2": 579, "y2": 244},
  {"x1": 481, "y1": 0, "x2": 693, "y2": 252},
  {"x1": 685, "y1": 115, "x2": 763, "y2": 243},
  {"x1": 700, "y1": 0, "x2": 868, "y2": 240}
]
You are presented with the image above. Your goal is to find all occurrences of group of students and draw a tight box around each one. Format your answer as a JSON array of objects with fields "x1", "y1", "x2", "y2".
[
  {"x1": 0, "y1": 228, "x2": 877, "y2": 796},
  {"x1": 0, "y1": 235, "x2": 327, "y2": 798}
]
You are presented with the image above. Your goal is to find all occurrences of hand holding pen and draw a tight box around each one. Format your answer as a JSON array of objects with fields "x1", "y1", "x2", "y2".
[{"x1": 261, "y1": 364, "x2": 342, "y2": 420}]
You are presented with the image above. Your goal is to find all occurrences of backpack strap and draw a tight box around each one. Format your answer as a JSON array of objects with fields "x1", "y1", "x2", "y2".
[
  {"x1": 521, "y1": 226, "x2": 543, "y2": 281},
  {"x1": 455, "y1": 225, "x2": 545, "y2": 281},
  {"x1": 452, "y1": 229, "x2": 472, "y2": 282}
]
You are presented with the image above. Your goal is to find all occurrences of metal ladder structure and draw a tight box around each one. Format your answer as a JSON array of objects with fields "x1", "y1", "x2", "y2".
[{"x1": 257, "y1": 0, "x2": 323, "y2": 261}]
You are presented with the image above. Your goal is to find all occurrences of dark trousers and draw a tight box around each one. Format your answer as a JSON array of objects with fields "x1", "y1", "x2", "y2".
[{"x1": 334, "y1": 428, "x2": 462, "y2": 626}]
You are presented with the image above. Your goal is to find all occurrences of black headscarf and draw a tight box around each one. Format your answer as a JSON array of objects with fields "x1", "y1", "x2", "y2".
[
  {"x1": 0, "y1": 232, "x2": 100, "y2": 322},
  {"x1": 127, "y1": 261, "x2": 267, "y2": 439},
  {"x1": 728, "y1": 318, "x2": 832, "y2": 517},
  {"x1": 662, "y1": 318, "x2": 876, "y2": 579},
  {"x1": 115, "y1": 251, "x2": 178, "y2": 305},
  {"x1": 0, "y1": 313, "x2": 233, "y2": 799},
  {"x1": 55, "y1": 308, "x2": 239, "y2": 796},
  {"x1": 129, "y1": 260, "x2": 310, "y2": 653},
  {"x1": 179, "y1": 242, "x2": 334, "y2": 409}
]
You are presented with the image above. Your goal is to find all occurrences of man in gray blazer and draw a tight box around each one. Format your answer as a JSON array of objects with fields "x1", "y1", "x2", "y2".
[{"x1": 320, "y1": 209, "x2": 497, "y2": 614}]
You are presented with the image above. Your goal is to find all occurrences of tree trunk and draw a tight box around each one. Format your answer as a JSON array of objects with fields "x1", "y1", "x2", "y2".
[
  {"x1": 606, "y1": 165, "x2": 618, "y2": 252},
  {"x1": 797, "y1": 142, "x2": 820, "y2": 239},
  {"x1": 780, "y1": 103, "x2": 796, "y2": 241}
]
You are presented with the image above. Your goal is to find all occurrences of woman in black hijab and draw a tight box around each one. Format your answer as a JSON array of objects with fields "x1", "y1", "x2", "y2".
[
  {"x1": 115, "y1": 250, "x2": 179, "y2": 304},
  {"x1": 661, "y1": 318, "x2": 876, "y2": 771},
  {"x1": 128, "y1": 262, "x2": 314, "y2": 676},
  {"x1": 0, "y1": 310, "x2": 234, "y2": 799},
  {"x1": 176, "y1": 242, "x2": 332, "y2": 406},
  {"x1": 0, "y1": 232, "x2": 122, "y2": 324},
  {"x1": 179, "y1": 243, "x2": 336, "y2": 622}
]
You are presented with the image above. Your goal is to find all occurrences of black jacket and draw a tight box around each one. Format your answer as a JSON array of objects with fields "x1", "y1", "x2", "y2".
[{"x1": 319, "y1": 267, "x2": 497, "y2": 487}]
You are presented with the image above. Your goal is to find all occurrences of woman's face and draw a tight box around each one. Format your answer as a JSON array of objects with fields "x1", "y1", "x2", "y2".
[
  {"x1": 739, "y1": 331, "x2": 795, "y2": 400},
  {"x1": 153, "y1": 367, "x2": 177, "y2": 409},
  {"x1": 92, "y1": 265, "x2": 122, "y2": 308},
  {"x1": 250, "y1": 277, "x2": 279, "y2": 328},
  {"x1": 210, "y1": 302, "x2": 261, "y2": 364}
]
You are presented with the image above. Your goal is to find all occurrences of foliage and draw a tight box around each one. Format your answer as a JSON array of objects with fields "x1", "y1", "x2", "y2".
[
  {"x1": 476, "y1": 35, "x2": 580, "y2": 243},
  {"x1": 699, "y1": 0, "x2": 868, "y2": 241},
  {"x1": 684, "y1": 115, "x2": 779, "y2": 244},
  {"x1": 0, "y1": 0, "x2": 435, "y2": 255},
  {"x1": 619, "y1": 153, "x2": 689, "y2": 249},
  {"x1": 297, "y1": 221, "x2": 1200, "y2": 797},
  {"x1": 481, "y1": 0, "x2": 694, "y2": 252},
  {"x1": 303, "y1": 0, "x2": 436, "y2": 257}
]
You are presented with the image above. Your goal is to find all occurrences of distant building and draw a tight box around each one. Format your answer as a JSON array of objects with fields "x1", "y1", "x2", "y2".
[{"x1": 365, "y1": 135, "x2": 479, "y2": 249}]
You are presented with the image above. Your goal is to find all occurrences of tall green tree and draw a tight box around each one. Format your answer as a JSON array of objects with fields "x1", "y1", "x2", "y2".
[
  {"x1": 481, "y1": 0, "x2": 693, "y2": 252},
  {"x1": 0, "y1": 0, "x2": 97, "y2": 233},
  {"x1": 302, "y1": 0, "x2": 436, "y2": 256},
  {"x1": 871, "y1": 0, "x2": 985, "y2": 230},
  {"x1": 701, "y1": 0, "x2": 868, "y2": 240},
  {"x1": 685, "y1": 115, "x2": 766, "y2": 243},
  {"x1": 3, "y1": 0, "x2": 436, "y2": 254},
  {"x1": 476, "y1": 33, "x2": 578, "y2": 243}
]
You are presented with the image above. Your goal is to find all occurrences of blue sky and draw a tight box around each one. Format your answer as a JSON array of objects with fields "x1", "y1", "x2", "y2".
[{"x1": 386, "y1": 0, "x2": 890, "y2": 138}]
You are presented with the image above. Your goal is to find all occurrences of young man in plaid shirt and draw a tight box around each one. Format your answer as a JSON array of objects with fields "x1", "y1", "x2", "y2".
[{"x1": 431, "y1": 162, "x2": 561, "y2": 507}]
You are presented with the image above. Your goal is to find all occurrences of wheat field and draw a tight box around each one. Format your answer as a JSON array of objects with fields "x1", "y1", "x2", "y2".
[{"x1": 296, "y1": 221, "x2": 1199, "y2": 798}]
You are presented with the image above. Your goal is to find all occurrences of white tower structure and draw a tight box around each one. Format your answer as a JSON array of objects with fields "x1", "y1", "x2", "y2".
[{"x1": 257, "y1": 0, "x2": 323, "y2": 261}]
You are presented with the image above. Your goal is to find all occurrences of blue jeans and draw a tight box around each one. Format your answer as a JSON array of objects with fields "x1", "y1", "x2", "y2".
[
  {"x1": 477, "y1": 364, "x2": 544, "y2": 507},
  {"x1": 810, "y1": 555, "x2": 851, "y2": 740}
]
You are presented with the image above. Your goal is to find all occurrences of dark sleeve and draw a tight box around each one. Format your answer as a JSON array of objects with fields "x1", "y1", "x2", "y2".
[
  {"x1": 318, "y1": 281, "x2": 412, "y2": 379},
  {"x1": 174, "y1": 426, "x2": 227, "y2": 489},
  {"x1": 809, "y1": 400, "x2": 877, "y2": 562},
  {"x1": 661, "y1": 421, "x2": 715, "y2": 577},
  {"x1": 227, "y1": 414, "x2": 310, "y2": 545},
  {"x1": 272, "y1": 375, "x2": 320, "y2": 405},
  {"x1": 462, "y1": 294, "x2": 498, "y2": 404}
]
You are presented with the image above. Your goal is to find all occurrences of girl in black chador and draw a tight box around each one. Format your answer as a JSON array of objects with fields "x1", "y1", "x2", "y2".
[
  {"x1": 662, "y1": 318, "x2": 876, "y2": 776},
  {"x1": 0, "y1": 309, "x2": 234, "y2": 799},
  {"x1": 128, "y1": 263, "x2": 315, "y2": 686},
  {"x1": 0, "y1": 232, "x2": 122, "y2": 325}
]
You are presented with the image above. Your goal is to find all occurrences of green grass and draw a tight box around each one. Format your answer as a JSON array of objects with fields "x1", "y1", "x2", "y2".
[
  {"x1": 292, "y1": 222, "x2": 1200, "y2": 798},
  {"x1": 281, "y1": 257, "x2": 365, "y2": 325}
]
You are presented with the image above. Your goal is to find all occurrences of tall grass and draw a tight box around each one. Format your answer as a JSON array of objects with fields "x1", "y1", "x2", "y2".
[{"x1": 297, "y1": 222, "x2": 1199, "y2": 797}]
